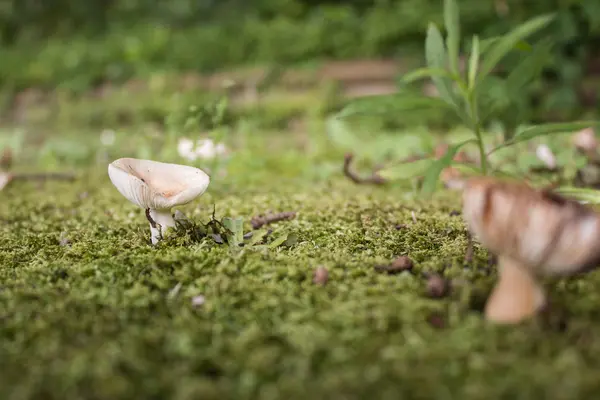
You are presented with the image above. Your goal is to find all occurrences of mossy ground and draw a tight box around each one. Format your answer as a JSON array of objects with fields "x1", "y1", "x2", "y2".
[{"x1": 1, "y1": 90, "x2": 600, "y2": 399}]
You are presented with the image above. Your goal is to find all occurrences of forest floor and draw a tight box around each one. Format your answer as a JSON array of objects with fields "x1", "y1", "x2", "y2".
[{"x1": 1, "y1": 68, "x2": 600, "y2": 399}]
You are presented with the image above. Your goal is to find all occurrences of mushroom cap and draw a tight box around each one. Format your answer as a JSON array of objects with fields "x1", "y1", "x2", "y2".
[
  {"x1": 108, "y1": 158, "x2": 210, "y2": 211},
  {"x1": 462, "y1": 177, "x2": 600, "y2": 277}
]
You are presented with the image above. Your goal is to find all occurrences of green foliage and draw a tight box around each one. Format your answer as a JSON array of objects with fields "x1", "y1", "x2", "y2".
[
  {"x1": 335, "y1": 0, "x2": 600, "y2": 194},
  {"x1": 0, "y1": 0, "x2": 596, "y2": 112}
]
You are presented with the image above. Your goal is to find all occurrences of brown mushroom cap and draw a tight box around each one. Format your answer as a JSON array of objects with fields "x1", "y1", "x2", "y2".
[{"x1": 462, "y1": 177, "x2": 600, "y2": 277}]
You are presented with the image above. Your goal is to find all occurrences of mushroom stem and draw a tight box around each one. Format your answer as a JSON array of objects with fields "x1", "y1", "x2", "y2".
[
  {"x1": 147, "y1": 208, "x2": 176, "y2": 245},
  {"x1": 485, "y1": 256, "x2": 546, "y2": 324}
]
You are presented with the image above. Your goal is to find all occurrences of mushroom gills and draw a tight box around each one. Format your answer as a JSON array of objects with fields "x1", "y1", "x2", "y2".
[{"x1": 485, "y1": 256, "x2": 546, "y2": 324}]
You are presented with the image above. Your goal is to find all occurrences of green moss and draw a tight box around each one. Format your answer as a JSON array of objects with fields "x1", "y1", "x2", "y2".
[{"x1": 2, "y1": 160, "x2": 600, "y2": 399}]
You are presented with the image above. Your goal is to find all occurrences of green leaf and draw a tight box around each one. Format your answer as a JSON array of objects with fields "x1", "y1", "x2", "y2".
[
  {"x1": 247, "y1": 229, "x2": 269, "y2": 246},
  {"x1": 269, "y1": 232, "x2": 291, "y2": 248},
  {"x1": 376, "y1": 158, "x2": 433, "y2": 181},
  {"x1": 553, "y1": 187, "x2": 600, "y2": 204},
  {"x1": 479, "y1": 37, "x2": 533, "y2": 54},
  {"x1": 421, "y1": 139, "x2": 476, "y2": 195},
  {"x1": 336, "y1": 93, "x2": 451, "y2": 119},
  {"x1": 477, "y1": 14, "x2": 554, "y2": 84},
  {"x1": 488, "y1": 121, "x2": 600, "y2": 155},
  {"x1": 222, "y1": 217, "x2": 244, "y2": 248},
  {"x1": 467, "y1": 35, "x2": 480, "y2": 90},
  {"x1": 326, "y1": 117, "x2": 361, "y2": 150},
  {"x1": 284, "y1": 233, "x2": 299, "y2": 246},
  {"x1": 444, "y1": 0, "x2": 461, "y2": 75},
  {"x1": 506, "y1": 39, "x2": 554, "y2": 95},
  {"x1": 477, "y1": 76, "x2": 511, "y2": 119},
  {"x1": 425, "y1": 23, "x2": 457, "y2": 108},
  {"x1": 401, "y1": 67, "x2": 459, "y2": 84}
]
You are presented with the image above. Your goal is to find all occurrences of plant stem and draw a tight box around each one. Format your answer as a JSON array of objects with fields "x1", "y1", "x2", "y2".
[
  {"x1": 474, "y1": 123, "x2": 488, "y2": 175},
  {"x1": 468, "y1": 93, "x2": 488, "y2": 175}
]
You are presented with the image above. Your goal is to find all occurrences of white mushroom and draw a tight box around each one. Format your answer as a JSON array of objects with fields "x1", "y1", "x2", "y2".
[
  {"x1": 108, "y1": 158, "x2": 210, "y2": 244},
  {"x1": 462, "y1": 176, "x2": 600, "y2": 324}
]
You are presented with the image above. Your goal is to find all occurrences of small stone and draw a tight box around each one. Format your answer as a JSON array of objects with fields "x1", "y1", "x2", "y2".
[
  {"x1": 243, "y1": 232, "x2": 254, "y2": 240},
  {"x1": 191, "y1": 295, "x2": 205, "y2": 307},
  {"x1": 313, "y1": 266, "x2": 329, "y2": 285},
  {"x1": 426, "y1": 274, "x2": 449, "y2": 298}
]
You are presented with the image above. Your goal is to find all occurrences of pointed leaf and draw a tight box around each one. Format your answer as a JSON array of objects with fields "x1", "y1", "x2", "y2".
[
  {"x1": 488, "y1": 121, "x2": 600, "y2": 155},
  {"x1": 247, "y1": 229, "x2": 269, "y2": 246},
  {"x1": 444, "y1": 0, "x2": 461, "y2": 75},
  {"x1": 401, "y1": 67, "x2": 459, "y2": 84},
  {"x1": 269, "y1": 232, "x2": 290, "y2": 248},
  {"x1": 421, "y1": 139, "x2": 476, "y2": 195},
  {"x1": 425, "y1": 23, "x2": 457, "y2": 108},
  {"x1": 477, "y1": 14, "x2": 554, "y2": 84},
  {"x1": 376, "y1": 158, "x2": 433, "y2": 181},
  {"x1": 553, "y1": 187, "x2": 600, "y2": 204},
  {"x1": 506, "y1": 39, "x2": 554, "y2": 94},
  {"x1": 336, "y1": 93, "x2": 451, "y2": 119},
  {"x1": 468, "y1": 35, "x2": 480, "y2": 90},
  {"x1": 479, "y1": 37, "x2": 533, "y2": 54}
]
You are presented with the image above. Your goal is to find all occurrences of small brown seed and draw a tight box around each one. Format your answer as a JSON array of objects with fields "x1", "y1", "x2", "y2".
[
  {"x1": 374, "y1": 256, "x2": 414, "y2": 274},
  {"x1": 426, "y1": 274, "x2": 449, "y2": 298},
  {"x1": 313, "y1": 266, "x2": 329, "y2": 285},
  {"x1": 391, "y1": 256, "x2": 413, "y2": 270},
  {"x1": 427, "y1": 313, "x2": 446, "y2": 329}
]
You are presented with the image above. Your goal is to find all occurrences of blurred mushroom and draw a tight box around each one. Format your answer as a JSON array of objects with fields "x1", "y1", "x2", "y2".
[
  {"x1": 108, "y1": 158, "x2": 210, "y2": 244},
  {"x1": 462, "y1": 176, "x2": 600, "y2": 324},
  {"x1": 0, "y1": 172, "x2": 12, "y2": 191},
  {"x1": 441, "y1": 167, "x2": 466, "y2": 190},
  {"x1": 573, "y1": 127, "x2": 598, "y2": 156}
]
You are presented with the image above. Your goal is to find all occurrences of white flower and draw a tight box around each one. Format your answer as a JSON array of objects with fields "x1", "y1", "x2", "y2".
[
  {"x1": 177, "y1": 137, "x2": 228, "y2": 161},
  {"x1": 177, "y1": 138, "x2": 197, "y2": 161}
]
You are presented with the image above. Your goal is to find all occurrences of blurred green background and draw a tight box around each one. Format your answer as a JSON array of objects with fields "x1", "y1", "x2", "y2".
[{"x1": 1, "y1": 0, "x2": 599, "y2": 118}]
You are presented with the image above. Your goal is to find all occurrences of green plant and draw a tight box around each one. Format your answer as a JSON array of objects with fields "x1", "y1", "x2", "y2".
[{"x1": 334, "y1": 0, "x2": 599, "y2": 193}]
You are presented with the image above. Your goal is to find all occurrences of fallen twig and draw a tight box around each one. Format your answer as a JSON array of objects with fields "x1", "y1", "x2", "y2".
[
  {"x1": 251, "y1": 211, "x2": 296, "y2": 230},
  {"x1": 343, "y1": 153, "x2": 386, "y2": 185}
]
